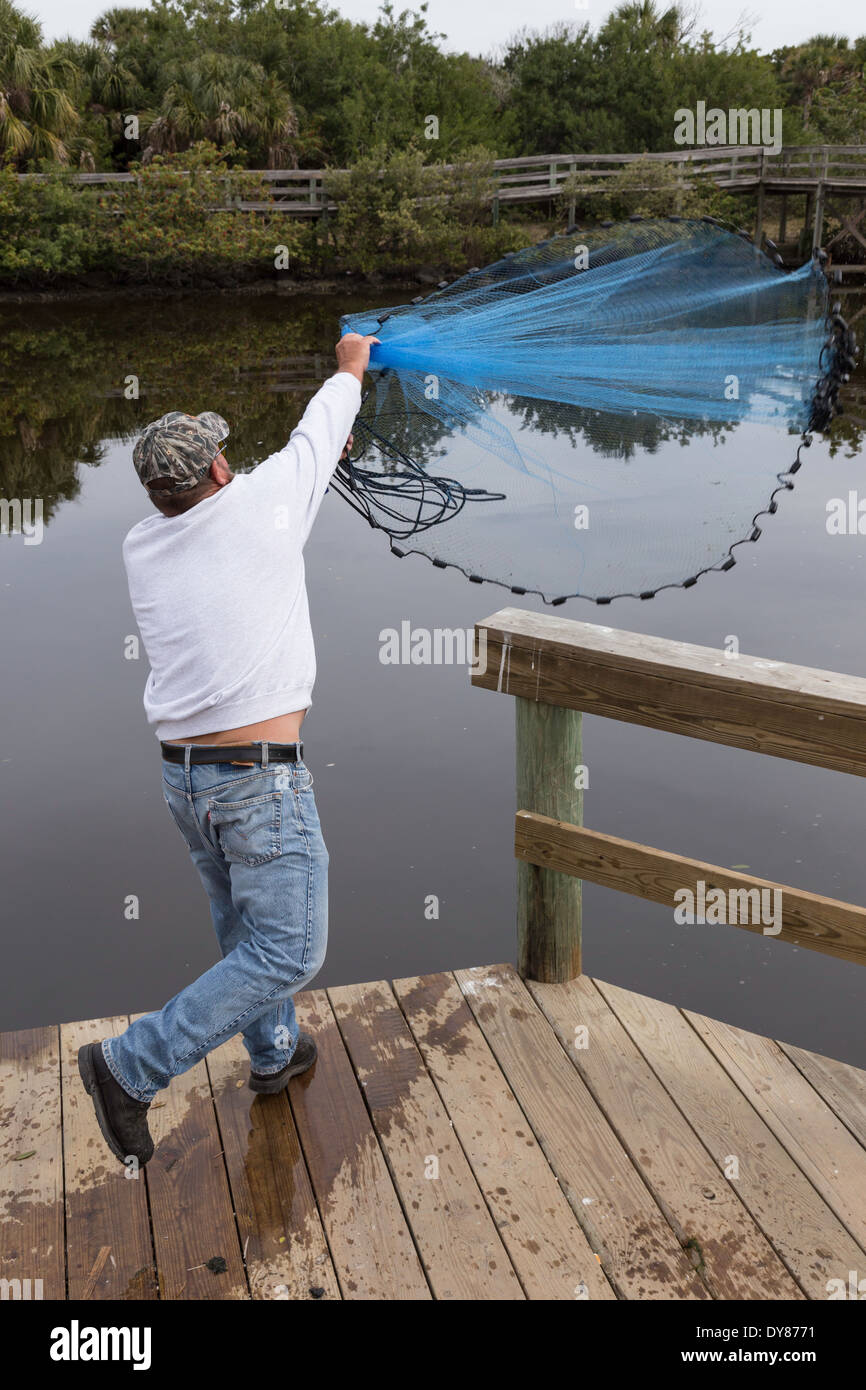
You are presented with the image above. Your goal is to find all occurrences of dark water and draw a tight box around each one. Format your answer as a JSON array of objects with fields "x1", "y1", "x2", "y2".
[{"x1": 1, "y1": 289, "x2": 864, "y2": 1068}]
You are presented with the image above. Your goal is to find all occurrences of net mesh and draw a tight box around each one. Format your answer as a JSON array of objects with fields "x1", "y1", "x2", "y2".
[{"x1": 337, "y1": 217, "x2": 854, "y2": 604}]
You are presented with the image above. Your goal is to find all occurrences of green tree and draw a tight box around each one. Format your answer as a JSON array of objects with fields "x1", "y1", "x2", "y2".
[
  {"x1": 5, "y1": 0, "x2": 866, "y2": 183},
  {"x1": 500, "y1": 23, "x2": 602, "y2": 153},
  {"x1": 267, "y1": 0, "x2": 501, "y2": 163},
  {"x1": 324, "y1": 142, "x2": 516, "y2": 272},
  {"x1": 774, "y1": 35, "x2": 866, "y2": 142},
  {"x1": 0, "y1": 0, "x2": 80, "y2": 166},
  {"x1": 774, "y1": 35, "x2": 855, "y2": 131},
  {"x1": 49, "y1": 37, "x2": 142, "y2": 168},
  {"x1": 143, "y1": 52, "x2": 298, "y2": 167},
  {"x1": 0, "y1": 162, "x2": 96, "y2": 277},
  {"x1": 501, "y1": 4, "x2": 785, "y2": 155}
]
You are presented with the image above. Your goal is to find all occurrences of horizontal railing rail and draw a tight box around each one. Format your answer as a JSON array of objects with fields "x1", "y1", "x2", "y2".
[
  {"x1": 473, "y1": 608, "x2": 866, "y2": 777},
  {"x1": 17, "y1": 146, "x2": 866, "y2": 253},
  {"x1": 515, "y1": 813, "x2": 866, "y2": 966},
  {"x1": 19, "y1": 146, "x2": 866, "y2": 255},
  {"x1": 472, "y1": 608, "x2": 866, "y2": 981},
  {"x1": 18, "y1": 144, "x2": 866, "y2": 207}
]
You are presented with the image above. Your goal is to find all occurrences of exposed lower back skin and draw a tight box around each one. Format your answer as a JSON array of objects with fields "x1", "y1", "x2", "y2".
[{"x1": 162, "y1": 709, "x2": 307, "y2": 747}]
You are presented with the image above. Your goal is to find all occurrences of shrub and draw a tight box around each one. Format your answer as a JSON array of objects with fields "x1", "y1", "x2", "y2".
[
  {"x1": 323, "y1": 144, "x2": 517, "y2": 273},
  {"x1": 0, "y1": 142, "x2": 532, "y2": 287},
  {"x1": 558, "y1": 156, "x2": 751, "y2": 224},
  {"x1": 97, "y1": 143, "x2": 303, "y2": 281},
  {"x1": 0, "y1": 163, "x2": 97, "y2": 281}
]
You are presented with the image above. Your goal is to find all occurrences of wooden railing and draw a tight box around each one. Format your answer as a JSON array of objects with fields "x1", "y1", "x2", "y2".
[
  {"x1": 17, "y1": 166, "x2": 332, "y2": 215},
  {"x1": 472, "y1": 607, "x2": 866, "y2": 982},
  {"x1": 19, "y1": 144, "x2": 866, "y2": 259},
  {"x1": 20, "y1": 144, "x2": 866, "y2": 217}
]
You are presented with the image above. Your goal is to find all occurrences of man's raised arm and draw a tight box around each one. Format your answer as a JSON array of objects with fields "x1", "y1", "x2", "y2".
[{"x1": 251, "y1": 332, "x2": 380, "y2": 534}]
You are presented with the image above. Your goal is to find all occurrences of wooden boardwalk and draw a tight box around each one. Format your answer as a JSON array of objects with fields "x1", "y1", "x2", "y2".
[
  {"x1": 23, "y1": 145, "x2": 866, "y2": 260},
  {"x1": 2, "y1": 962, "x2": 865, "y2": 1301}
]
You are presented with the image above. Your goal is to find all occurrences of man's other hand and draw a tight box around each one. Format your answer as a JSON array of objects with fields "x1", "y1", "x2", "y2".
[{"x1": 336, "y1": 333, "x2": 380, "y2": 383}]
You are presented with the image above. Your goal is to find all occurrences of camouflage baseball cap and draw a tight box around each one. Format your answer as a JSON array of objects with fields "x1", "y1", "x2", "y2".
[{"x1": 133, "y1": 411, "x2": 229, "y2": 492}]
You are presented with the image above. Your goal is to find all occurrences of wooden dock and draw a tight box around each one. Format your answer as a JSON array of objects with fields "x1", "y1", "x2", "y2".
[
  {"x1": 2, "y1": 962, "x2": 865, "y2": 1301},
  {"x1": 4, "y1": 611, "x2": 866, "y2": 1304}
]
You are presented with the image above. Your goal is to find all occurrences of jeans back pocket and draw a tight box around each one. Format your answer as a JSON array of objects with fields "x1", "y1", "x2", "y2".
[{"x1": 207, "y1": 791, "x2": 283, "y2": 866}]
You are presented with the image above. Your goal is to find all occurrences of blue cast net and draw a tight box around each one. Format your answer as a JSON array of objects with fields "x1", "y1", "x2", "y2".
[{"x1": 337, "y1": 217, "x2": 854, "y2": 604}]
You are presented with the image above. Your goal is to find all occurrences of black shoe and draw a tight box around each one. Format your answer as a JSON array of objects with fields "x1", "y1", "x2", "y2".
[
  {"x1": 78, "y1": 1041, "x2": 155, "y2": 1167},
  {"x1": 249, "y1": 1032, "x2": 318, "y2": 1094}
]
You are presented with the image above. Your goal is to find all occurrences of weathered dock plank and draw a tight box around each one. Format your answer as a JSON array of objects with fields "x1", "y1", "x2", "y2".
[
  {"x1": 289, "y1": 989, "x2": 431, "y2": 1300},
  {"x1": 779, "y1": 1041, "x2": 866, "y2": 1149},
  {"x1": 0, "y1": 1025, "x2": 65, "y2": 1300},
  {"x1": 454, "y1": 964, "x2": 708, "y2": 1300},
  {"x1": 60, "y1": 1017, "x2": 156, "y2": 1300},
  {"x1": 598, "y1": 980, "x2": 866, "y2": 1297},
  {"x1": 330, "y1": 978, "x2": 524, "y2": 1300},
  {"x1": 206, "y1": 1034, "x2": 340, "y2": 1301},
  {"x1": 135, "y1": 1015, "x2": 248, "y2": 1301},
  {"x1": 527, "y1": 976, "x2": 802, "y2": 1299},
  {"x1": 393, "y1": 970, "x2": 616, "y2": 1300},
  {"x1": 686, "y1": 1011, "x2": 866, "y2": 1254}
]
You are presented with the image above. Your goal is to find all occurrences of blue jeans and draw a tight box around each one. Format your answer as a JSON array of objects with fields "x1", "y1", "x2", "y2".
[{"x1": 104, "y1": 749, "x2": 328, "y2": 1103}]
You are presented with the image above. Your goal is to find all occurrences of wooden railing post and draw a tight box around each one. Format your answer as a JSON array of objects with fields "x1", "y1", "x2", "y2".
[
  {"x1": 812, "y1": 149, "x2": 828, "y2": 251},
  {"x1": 754, "y1": 148, "x2": 765, "y2": 242},
  {"x1": 515, "y1": 697, "x2": 583, "y2": 982}
]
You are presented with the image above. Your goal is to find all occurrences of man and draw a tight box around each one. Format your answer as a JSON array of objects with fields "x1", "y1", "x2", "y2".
[{"x1": 78, "y1": 330, "x2": 379, "y2": 1168}]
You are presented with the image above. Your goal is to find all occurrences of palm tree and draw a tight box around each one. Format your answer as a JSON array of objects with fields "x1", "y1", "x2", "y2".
[
  {"x1": 143, "y1": 53, "x2": 297, "y2": 167},
  {"x1": 0, "y1": 0, "x2": 79, "y2": 166},
  {"x1": 258, "y1": 72, "x2": 299, "y2": 169},
  {"x1": 53, "y1": 37, "x2": 141, "y2": 161},
  {"x1": 779, "y1": 35, "x2": 851, "y2": 130},
  {"x1": 77, "y1": 41, "x2": 140, "y2": 112},
  {"x1": 90, "y1": 6, "x2": 149, "y2": 49},
  {"x1": 599, "y1": 1, "x2": 682, "y2": 55}
]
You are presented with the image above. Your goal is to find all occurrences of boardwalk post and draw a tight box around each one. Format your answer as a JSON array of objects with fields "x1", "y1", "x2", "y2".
[
  {"x1": 812, "y1": 181, "x2": 826, "y2": 251},
  {"x1": 812, "y1": 149, "x2": 829, "y2": 251},
  {"x1": 804, "y1": 190, "x2": 814, "y2": 247},
  {"x1": 754, "y1": 148, "x2": 765, "y2": 242},
  {"x1": 516, "y1": 697, "x2": 583, "y2": 982}
]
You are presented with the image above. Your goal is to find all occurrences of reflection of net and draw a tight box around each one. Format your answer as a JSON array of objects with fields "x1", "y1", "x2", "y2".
[{"x1": 336, "y1": 218, "x2": 855, "y2": 604}]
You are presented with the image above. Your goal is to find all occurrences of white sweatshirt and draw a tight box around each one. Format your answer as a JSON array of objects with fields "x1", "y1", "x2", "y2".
[{"x1": 123, "y1": 371, "x2": 361, "y2": 740}]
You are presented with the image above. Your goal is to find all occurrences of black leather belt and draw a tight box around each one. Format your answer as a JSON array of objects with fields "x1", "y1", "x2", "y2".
[{"x1": 161, "y1": 741, "x2": 303, "y2": 765}]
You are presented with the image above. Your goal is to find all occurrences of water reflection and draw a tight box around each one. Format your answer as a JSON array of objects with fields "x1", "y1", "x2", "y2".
[
  {"x1": 0, "y1": 293, "x2": 390, "y2": 520},
  {"x1": 347, "y1": 369, "x2": 842, "y2": 600},
  {"x1": 5, "y1": 292, "x2": 862, "y2": 481}
]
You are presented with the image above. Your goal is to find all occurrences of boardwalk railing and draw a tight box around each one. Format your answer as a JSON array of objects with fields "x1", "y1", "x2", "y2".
[
  {"x1": 18, "y1": 145, "x2": 866, "y2": 259},
  {"x1": 472, "y1": 607, "x2": 866, "y2": 982},
  {"x1": 20, "y1": 144, "x2": 866, "y2": 190},
  {"x1": 20, "y1": 142, "x2": 866, "y2": 207}
]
